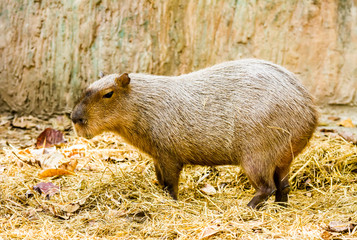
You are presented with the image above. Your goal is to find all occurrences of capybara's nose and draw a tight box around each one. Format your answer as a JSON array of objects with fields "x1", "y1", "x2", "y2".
[{"x1": 71, "y1": 108, "x2": 87, "y2": 125}]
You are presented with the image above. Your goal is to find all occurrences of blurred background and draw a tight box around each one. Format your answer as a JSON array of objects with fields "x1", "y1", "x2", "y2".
[{"x1": 0, "y1": 0, "x2": 356, "y2": 116}]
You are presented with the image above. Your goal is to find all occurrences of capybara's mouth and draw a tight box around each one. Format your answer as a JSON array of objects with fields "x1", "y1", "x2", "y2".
[{"x1": 72, "y1": 123, "x2": 93, "y2": 139}]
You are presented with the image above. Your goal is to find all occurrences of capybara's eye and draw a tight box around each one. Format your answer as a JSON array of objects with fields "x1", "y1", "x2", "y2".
[{"x1": 103, "y1": 91, "x2": 114, "y2": 98}]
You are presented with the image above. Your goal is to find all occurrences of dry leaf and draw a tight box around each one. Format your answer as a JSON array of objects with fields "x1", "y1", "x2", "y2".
[
  {"x1": 319, "y1": 128, "x2": 337, "y2": 133},
  {"x1": 199, "y1": 224, "x2": 220, "y2": 239},
  {"x1": 337, "y1": 131, "x2": 357, "y2": 144},
  {"x1": 12, "y1": 116, "x2": 42, "y2": 129},
  {"x1": 124, "y1": 211, "x2": 151, "y2": 223},
  {"x1": 29, "y1": 147, "x2": 76, "y2": 170},
  {"x1": 321, "y1": 230, "x2": 333, "y2": 240},
  {"x1": 327, "y1": 221, "x2": 355, "y2": 233},
  {"x1": 33, "y1": 182, "x2": 60, "y2": 199},
  {"x1": 30, "y1": 146, "x2": 57, "y2": 156},
  {"x1": 62, "y1": 203, "x2": 80, "y2": 213},
  {"x1": 338, "y1": 118, "x2": 355, "y2": 128},
  {"x1": 24, "y1": 208, "x2": 41, "y2": 221},
  {"x1": 327, "y1": 116, "x2": 341, "y2": 121},
  {"x1": 18, "y1": 148, "x2": 31, "y2": 155},
  {"x1": 105, "y1": 157, "x2": 128, "y2": 164},
  {"x1": 36, "y1": 128, "x2": 67, "y2": 148},
  {"x1": 200, "y1": 184, "x2": 217, "y2": 195},
  {"x1": 39, "y1": 151, "x2": 66, "y2": 169},
  {"x1": 59, "y1": 159, "x2": 78, "y2": 171},
  {"x1": 64, "y1": 144, "x2": 87, "y2": 158},
  {"x1": 38, "y1": 168, "x2": 74, "y2": 179}
]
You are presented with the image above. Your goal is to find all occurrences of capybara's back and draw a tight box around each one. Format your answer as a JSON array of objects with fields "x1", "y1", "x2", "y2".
[{"x1": 72, "y1": 59, "x2": 318, "y2": 209}]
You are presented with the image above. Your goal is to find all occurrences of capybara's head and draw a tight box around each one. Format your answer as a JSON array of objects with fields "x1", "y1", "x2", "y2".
[{"x1": 71, "y1": 73, "x2": 131, "y2": 138}]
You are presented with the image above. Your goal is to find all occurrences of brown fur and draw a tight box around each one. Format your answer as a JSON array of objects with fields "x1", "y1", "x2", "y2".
[{"x1": 71, "y1": 59, "x2": 318, "y2": 209}]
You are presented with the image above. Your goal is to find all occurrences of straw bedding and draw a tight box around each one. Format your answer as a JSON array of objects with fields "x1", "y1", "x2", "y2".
[{"x1": 0, "y1": 130, "x2": 356, "y2": 239}]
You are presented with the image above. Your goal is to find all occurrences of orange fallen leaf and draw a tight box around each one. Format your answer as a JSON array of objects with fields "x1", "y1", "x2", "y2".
[
  {"x1": 38, "y1": 168, "x2": 74, "y2": 179},
  {"x1": 64, "y1": 144, "x2": 87, "y2": 158},
  {"x1": 59, "y1": 159, "x2": 78, "y2": 171},
  {"x1": 338, "y1": 118, "x2": 355, "y2": 128},
  {"x1": 18, "y1": 149, "x2": 31, "y2": 155},
  {"x1": 321, "y1": 231, "x2": 333, "y2": 240}
]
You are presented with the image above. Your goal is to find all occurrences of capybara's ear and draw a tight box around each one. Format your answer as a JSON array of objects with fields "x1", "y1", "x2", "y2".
[{"x1": 115, "y1": 73, "x2": 130, "y2": 87}]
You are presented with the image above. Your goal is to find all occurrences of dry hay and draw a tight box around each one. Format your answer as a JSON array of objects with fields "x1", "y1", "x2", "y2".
[{"x1": 0, "y1": 132, "x2": 356, "y2": 239}]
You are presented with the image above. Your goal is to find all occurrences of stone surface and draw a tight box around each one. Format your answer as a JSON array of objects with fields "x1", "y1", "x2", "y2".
[{"x1": 0, "y1": 0, "x2": 356, "y2": 115}]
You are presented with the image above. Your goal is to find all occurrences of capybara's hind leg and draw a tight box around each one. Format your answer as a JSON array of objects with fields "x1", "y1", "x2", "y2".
[
  {"x1": 244, "y1": 163, "x2": 276, "y2": 209},
  {"x1": 274, "y1": 139, "x2": 308, "y2": 205},
  {"x1": 274, "y1": 165, "x2": 291, "y2": 205},
  {"x1": 247, "y1": 185, "x2": 276, "y2": 209}
]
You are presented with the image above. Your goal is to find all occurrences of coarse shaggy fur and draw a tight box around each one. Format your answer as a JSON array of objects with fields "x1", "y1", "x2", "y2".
[{"x1": 71, "y1": 59, "x2": 318, "y2": 208}]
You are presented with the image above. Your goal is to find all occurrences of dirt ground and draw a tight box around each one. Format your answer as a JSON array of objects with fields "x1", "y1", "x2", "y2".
[{"x1": 0, "y1": 107, "x2": 356, "y2": 239}]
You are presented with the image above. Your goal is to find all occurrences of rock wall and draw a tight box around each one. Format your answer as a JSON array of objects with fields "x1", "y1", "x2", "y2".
[{"x1": 0, "y1": 0, "x2": 356, "y2": 115}]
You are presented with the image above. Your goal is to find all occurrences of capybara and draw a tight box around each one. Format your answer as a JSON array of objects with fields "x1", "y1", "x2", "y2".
[{"x1": 71, "y1": 59, "x2": 318, "y2": 209}]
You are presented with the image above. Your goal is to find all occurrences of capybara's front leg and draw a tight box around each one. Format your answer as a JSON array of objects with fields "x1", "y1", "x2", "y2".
[
  {"x1": 156, "y1": 158, "x2": 183, "y2": 200},
  {"x1": 274, "y1": 165, "x2": 291, "y2": 206},
  {"x1": 153, "y1": 160, "x2": 164, "y2": 186}
]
